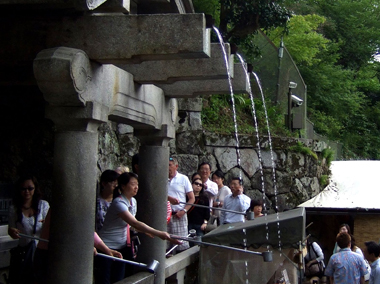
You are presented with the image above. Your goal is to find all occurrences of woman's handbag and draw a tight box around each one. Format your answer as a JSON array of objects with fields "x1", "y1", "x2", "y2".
[
  {"x1": 9, "y1": 237, "x2": 37, "y2": 283},
  {"x1": 305, "y1": 261, "x2": 324, "y2": 277},
  {"x1": 9, "y1": 213, "x2": 38, "y2": 283}
]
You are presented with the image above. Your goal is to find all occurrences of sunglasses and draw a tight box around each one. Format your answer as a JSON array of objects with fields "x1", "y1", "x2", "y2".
[
  {"x1": 21, "y1": 187, "x2": 35, "y2": 191},
  {"x1": 193, "y1": 182, "x2": 202, "y2": 187}
]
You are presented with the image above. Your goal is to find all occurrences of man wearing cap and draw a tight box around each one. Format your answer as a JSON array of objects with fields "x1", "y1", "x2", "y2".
[
  {"x1": 220, "y1": 177, "x2": 251, "y2": 225},
  {"x1": 167, "y1": 157, "x2": 195, "y2": 253}
]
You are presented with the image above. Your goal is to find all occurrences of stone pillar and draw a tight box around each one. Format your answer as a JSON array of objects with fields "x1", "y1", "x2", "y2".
[
  {"x1": 48, "y1": 128, "x2": 98, "y2": 283},
  {"x1": 137, "y1": 144, "x2": 169, "y2": 284},
  {"x1": 135, "y1": 100, "x2": 177, "y2": 284},
  {"x1": 34, "y1": 47, "x2": 108, "y2": 283}
]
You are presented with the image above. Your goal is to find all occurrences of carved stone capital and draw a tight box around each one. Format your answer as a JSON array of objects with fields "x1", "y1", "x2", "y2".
[
  {"x1": 34, "y1": 47, "x2": 92, "y2": 107},
  {"x1": 46, "y1": 102, "x2": 109, "y2": 132}
]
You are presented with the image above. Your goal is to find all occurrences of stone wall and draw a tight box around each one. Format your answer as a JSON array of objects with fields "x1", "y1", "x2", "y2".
[{"x1": 97, "y1": 120, "x2": 330, "y2": 212}]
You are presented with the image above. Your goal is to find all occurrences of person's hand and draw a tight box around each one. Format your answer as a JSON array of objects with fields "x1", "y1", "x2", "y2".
[
  {"x1": 8, "y1": 227, "x2": 21, "y2": 239},
  {"x1": 201, "y1": 223, "x2": 207, "y2": 231},
  {"x1": 175, "y1": 210, "x2": 185, "y2": 219},
  {"x1": 93, "y1": 247, "x2": 98, "y2": 256},
  {"x1": 157, "y1": 231, "x2": 182, "y2": 245},
  {"x1": 108, "y1": 249, "x2": 123, "y2": 259},
  {"x1": 168, "y1": 196, "x2": 179, "y2": 205}
]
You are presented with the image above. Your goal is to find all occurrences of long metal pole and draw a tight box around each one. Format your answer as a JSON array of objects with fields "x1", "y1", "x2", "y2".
[
  {"x1": 169, "y1": 235, "x2": 273, "y2": 262},
  {"x1": 180, "y1": 202, "x2": 246, "y2": 215},
  {"x1": 170, "y1": 235, "x2": 261, "y2": 256}
]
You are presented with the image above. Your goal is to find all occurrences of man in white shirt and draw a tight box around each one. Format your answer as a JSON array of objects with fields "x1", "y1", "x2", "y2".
[
  {"x1": 167, "y1": 157, "x2": 195, "y2": 252},
  {"x1": 198, "y1": 162, "x2": 218, "y2": 207},
  {"x1": 220, "y1": 177, "x2": 251, "y2": 224}
]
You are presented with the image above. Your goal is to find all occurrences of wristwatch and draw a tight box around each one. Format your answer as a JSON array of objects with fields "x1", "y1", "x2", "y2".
[
  {"x1": 183, "y1": 208, "x2": 187, "y2": 213},
  {"x1": 203, "y1": 220, "x2": 208, "y2": 224}
]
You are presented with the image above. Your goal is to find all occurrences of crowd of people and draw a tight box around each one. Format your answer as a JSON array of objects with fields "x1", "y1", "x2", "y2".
[
  {"x1": 8, "y1": 156, "x2": 380, "y2": 284},
  {"x1": 305, "y1": 223, "x2": 380, "y2": 284}
]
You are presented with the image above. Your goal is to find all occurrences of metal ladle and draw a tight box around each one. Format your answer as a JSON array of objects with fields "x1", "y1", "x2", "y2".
[
  {"x1": 18, "y1": 233, "x2": 160, "y2": 273},
  {"x1": 97, "y1": 253, "x2": 160, "y2": 273},
  {"x1": 170, "y1": 235, "x2": 272, "y2": 262},
  {"x1": 166, "y1": 229, "x2": 196, "y2": 256}
]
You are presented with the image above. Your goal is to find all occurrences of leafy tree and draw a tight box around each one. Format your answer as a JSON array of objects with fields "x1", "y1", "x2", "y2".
[
  {"x1": 192, "y1": 0, "x2": 291, "y2": 41},
  {"x1": 277, "y1": 0, "x2": 380, "y2": 159},
  {"x1": 269, "y1": 14, "x2": 329, "y2": 65}
]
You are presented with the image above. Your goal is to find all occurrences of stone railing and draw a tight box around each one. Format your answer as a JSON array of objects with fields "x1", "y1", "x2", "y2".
[{"x1": 116, "y1": 246, "x2": 200, "y2": 284}]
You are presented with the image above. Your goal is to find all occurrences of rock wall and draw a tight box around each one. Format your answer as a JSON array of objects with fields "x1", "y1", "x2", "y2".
[{"x1": 98, "y1": 121, "x2": 330, "y2": 212}]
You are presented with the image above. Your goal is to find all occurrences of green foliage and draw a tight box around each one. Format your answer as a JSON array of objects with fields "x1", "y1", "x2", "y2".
[
  {"x1": 193, "y1": 0, "x2": 291, "y2": 41},
  {"x1": 288, "y1": 141, "x2": 318, "y2": 160},
  {"x1": 274, "y1": 0, "x2": 380, "y2": 159},
  {"x1": 321, "y1": 148, "x2": 334, "y2": 167},
  {"x1": 269, "y1": 14, "x2": 329, "y2": 65},
  {"x1": 201, "y1": 94, "x2": 293, "y2": 137},
  {"x1": 319, "y1": 174, "x2": 329, "y2": 188}
]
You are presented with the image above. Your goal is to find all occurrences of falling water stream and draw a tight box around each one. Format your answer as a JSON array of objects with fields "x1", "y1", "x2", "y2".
[
  {"x1": 213, "y1": 26, "x2": 249, "y2": 282},
  {"x1": 213, "y1": 27, "x2": 242, "y2": 179},
  {"x1": 214, "y1": 26, "x2": 285, "y2": 283},
  {"x1": 251, "y1": 72, "x2": 282, "y2": 255}
]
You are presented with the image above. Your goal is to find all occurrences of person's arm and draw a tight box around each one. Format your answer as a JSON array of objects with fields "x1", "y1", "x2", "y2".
[
  {"x1": 312, "y1": 242, "x2": 324, "y2": 262},
  {"x1": 167, "y1": 196, "x2": 179, "y2": 205},
  {"x1": 94, "y1": 232, "x2": 122, "y2": 258},
  {"x1": 220, "y1": 199, "x2": 227, "y2": 224},
  {"x1": 118, "y1": 210, "x2": 179, "y2": 244},
  {"x1": 37, "y1": 209, "x2": 51, "y2": 250},
  {"x1": 240, "y1": 195, "x2": 251, "y2": 212},
  {"x1": 176, "y1": 191, "x2": 195, "y2": 219},
  {"x1": 201, "y1": 198, "x2": 211, "y2": 231},
  {"x1": 218, "y1": 187, "x2": 232, "y2": 207},
  {"x1": 360, "y1": 276, "x2": 365, "y2": 284}
]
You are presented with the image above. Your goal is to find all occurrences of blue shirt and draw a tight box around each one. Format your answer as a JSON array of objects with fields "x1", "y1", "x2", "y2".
[
  {"x1": 220, "y1": 193, "x2": 250, "y2": 224},
  {"x1": 98, "y1": 195, "x2": 130, "y2": 249},
  {"x1": 370, "y1": 258, "x2": 380, "y2": 284},
  {"x1": 325, "y1": 248, "x2": 368, "y2": 284}
]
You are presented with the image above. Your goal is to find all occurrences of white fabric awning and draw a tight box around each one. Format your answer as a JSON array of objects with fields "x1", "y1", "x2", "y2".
[{"x1": 299, "y1": 160, "x2": 380, "y2": 210}]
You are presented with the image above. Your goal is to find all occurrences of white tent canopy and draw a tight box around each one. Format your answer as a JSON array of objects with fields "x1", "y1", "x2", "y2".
[{"x1": 299, "y1": 161, "x2": 380, "y2": 210}]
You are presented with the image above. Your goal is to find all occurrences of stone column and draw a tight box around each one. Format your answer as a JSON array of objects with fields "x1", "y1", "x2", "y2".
[
  {"x1": 137, "y1": 144, "x2": 169, "y2": 284},
  {"x1": 34, "y1": 47, "x2": 108, "y2": 283},
  {"x1": 48, "y1": 125, "x2": 98, "y2": 283},
  {"x1": 135, "y1": 100, "x2": 177, "y2": 283}
]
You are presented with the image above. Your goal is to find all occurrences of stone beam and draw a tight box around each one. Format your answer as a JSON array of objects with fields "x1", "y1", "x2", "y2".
[
  {"x1": 46, "y1": 14, "x2": 210, "y2": 64},
  {"x1": 158, "y1": 63, "x2": 250, "y2": 98},
  {"x1": 0, "y1": 0, "x2": 130, "y2": 12},
  {"x1": 118, "y1": 43, "x2": 233, "y2": 84}
]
